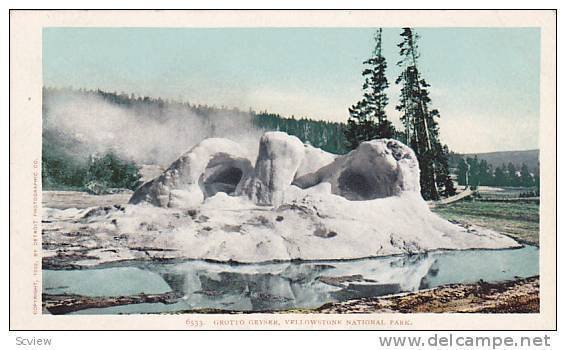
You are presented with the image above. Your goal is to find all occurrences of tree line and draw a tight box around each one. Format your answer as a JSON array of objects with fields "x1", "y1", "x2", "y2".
[
  {"x1": 251, "y1": 112, "x2": 347, "y2": 154},
  {"x1": 455, "y1": 156, "x2": 540, "y2": 189},
  {"x1": 42, "y1": 143, "x2": 140, "y2": 193}
]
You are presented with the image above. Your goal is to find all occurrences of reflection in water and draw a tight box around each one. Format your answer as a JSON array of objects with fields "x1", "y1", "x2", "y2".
[{"x1": 44, "y1": 245, "x2": 539, "y2": 314}]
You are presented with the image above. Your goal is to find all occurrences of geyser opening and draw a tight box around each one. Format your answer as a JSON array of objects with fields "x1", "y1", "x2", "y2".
[
  {"x1": 199, "y1": 154, "x2": 249, "y2": 198},
  {"x1": 338, "y1": 169, "x2": 377, "y2": 201},
  {"x1": 337, "y1": 159, "x2": 400, "y2": 201},
  {"x1": 203, "y1": 167, "x2": 243, "y2": 197}
]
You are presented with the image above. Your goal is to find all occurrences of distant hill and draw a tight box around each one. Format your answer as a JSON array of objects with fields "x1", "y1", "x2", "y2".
[{"x1": 449, "y1": 150, "x2": 539, "y2": 172}]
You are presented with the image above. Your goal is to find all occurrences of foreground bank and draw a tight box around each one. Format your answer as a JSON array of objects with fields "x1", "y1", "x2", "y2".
[
  {"x1": 312, "y1": 276, "x2": 539, "y2": 314},
  {"x1": 43, "y1": 276, "x2": 539, "y2": 315}
]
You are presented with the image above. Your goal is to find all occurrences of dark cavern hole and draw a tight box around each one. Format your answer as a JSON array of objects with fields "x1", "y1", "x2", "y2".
[
  {"x1": 202, "y1": 166, "x2": 243, "y2": 197},
  {"x1": 338, "y1": 170, "x2": 377, "y2": 201}
]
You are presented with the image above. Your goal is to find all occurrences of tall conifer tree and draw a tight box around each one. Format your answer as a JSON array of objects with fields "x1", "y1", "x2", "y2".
[
  {"x1": 344, "y1": 28, "x2": 395, "y2": 150},
  {"x1": 395, "y1": 28, "x2": 455, "y2": 200}
]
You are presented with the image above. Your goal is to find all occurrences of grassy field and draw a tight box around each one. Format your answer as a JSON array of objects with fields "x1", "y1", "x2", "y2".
[{"x1": 431, "y1": 200, "x2": 539, "y2": 245}]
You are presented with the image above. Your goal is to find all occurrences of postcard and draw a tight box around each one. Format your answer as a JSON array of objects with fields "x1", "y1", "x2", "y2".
[{"x1": 9, "y1": 9, "x2": 556, "y2": 330}]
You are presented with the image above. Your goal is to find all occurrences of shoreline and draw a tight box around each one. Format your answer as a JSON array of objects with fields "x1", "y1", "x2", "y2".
[
  {"x1": 312, "y1": 276, "x2": 539, "y2": 314},
  {"x1": 42, "y1": 276, "x2": 540, "y2": 315}
]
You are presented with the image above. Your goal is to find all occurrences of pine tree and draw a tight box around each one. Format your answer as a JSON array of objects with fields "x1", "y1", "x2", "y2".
[
  {"x1": 466, "y1": 156, "x2": 480, "y2": 188},
  {"x1": 478, "y1": 159, "x2": 490, "y2": 186},
  {"x1": 520, "y1": 163, "x2": 533, "y2": 187},
  {"x1": 494, "y1": 165, "x2": 506, "y2": 186},
  {"x1": 456, "y1": 158, "x2": 469, "y2": 187},
  {"x1": 344, "y1": 28, "x2": 395, "y2": 150},
  {"x1": 507, "y1": 162, "x2": 519, "y2": 186},
  {"x1": 395, "y1": 27, "x2": 455, "y2": 200},
  {"x1": 436, "y1": 144, "x2": 456, "y2": 196}
]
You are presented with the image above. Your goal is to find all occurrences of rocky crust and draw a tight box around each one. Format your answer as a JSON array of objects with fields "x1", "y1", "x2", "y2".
[
  {"x1": 129, "y1": 132, "x2": 420, "y2": 207},
  {"x1": 293, "y1": 139, "x2": 420, "y2": 200},
  {"x1": 242, "y1": 132, "x2": 306, "y2": 205},
  {"x1": 129, "y1": 138, "x2": 254, "y2": 208}
]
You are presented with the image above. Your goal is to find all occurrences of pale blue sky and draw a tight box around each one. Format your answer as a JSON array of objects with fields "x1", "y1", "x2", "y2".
[{"x1": 43, "y1": 27, "x2": 540, "y2": 153}]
